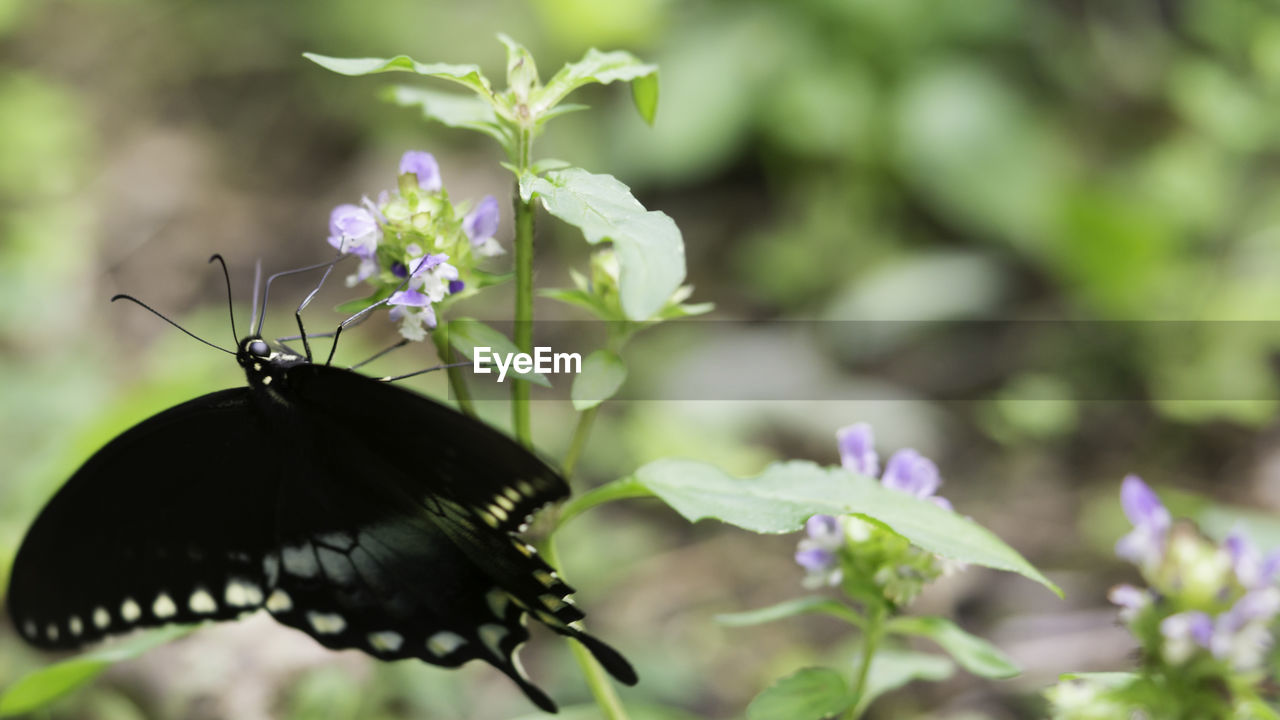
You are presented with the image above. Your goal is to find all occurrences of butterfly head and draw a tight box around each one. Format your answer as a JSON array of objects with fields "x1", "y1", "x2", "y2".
[{"x1": 236, "y1": 336, "x2": 306, "y2": 389}]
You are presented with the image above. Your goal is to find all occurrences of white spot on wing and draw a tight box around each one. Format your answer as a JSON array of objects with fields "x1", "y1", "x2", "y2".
[
  {"x1": 427, "y1": 631, "x2": 467, "y2": 657},
  {"x1": 69, "y1": 615, "x2": 83, "y2": 636},
  {"x1": 93, "y1": 607, "x2": 110, "y2": 629},
  {"x1": 307, "y1": 611, "x2": 347, "y2": 634},
  {"x1": 46, "y1": 624, "x2": 59, "y2": 641},
  {"x1": 487, "y1": 589, "x2": 510, "y2": 618},
  {"x1": 504, "y1": 487, "x2": 522, "y2": 503},
  {"x1": 225, "y1": 579, "x2": 263, "y2": 607},
  {"x1": 489, "y1": 504, "x2": 509, "y2": 522},
  {"x1": 22, "y1": 620, "x2": 35, "y2": 638},
  {"x1": 152, "y1": 593, "x2": 177, "y2": 618},
  {"x1": 121, "y1": 598, "x2": 141, "y2": 623},
  {"x1": 533, "y1": 569, "x2": 556, "y2": 587},
  {"x1": 479, "y1": 623, "x2": 509, "y2": 658},
  {"x1": 517, "y1": 480, "x2": 535, "y2": 496},
  {"x1": 496, "y1": 495, "x2": 516, "y2": 512},
  {"x1": 266, "y1": 589, "x2": 293, "y2": 613},
  {"x1": 369, "y1": 631, "x2": 404, "y2": 652},
  {"x1": 189, "y1": 589, "x2": 217, "y2": 614},
  {"x1": 540, "y1": 594, "x2": 568, "y2": 612}
]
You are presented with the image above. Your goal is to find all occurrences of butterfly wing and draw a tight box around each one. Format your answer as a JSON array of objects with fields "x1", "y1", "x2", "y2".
[
  {"x1": 5, "y1": 388, "x2": 280, "y2": 649},
  {"x1": 259, "y1": 364, "x2": 635, "y2": 710}
]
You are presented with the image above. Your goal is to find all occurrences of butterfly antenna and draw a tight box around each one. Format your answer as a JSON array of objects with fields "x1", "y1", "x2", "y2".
[
  {"x1": 378, "y1": 361, "x2": 470, "y2": 383},
  {"x1": 110, "y1": 294, "x2": 235, "y2": 355},
  {"x1": 248, "y1": 258, "x2": 263, "y2": 337},
  {"x1": 208, "y1": 254, "x2": 238, "y2": 345},
  {"x1": 255, "y1": 254, "x2": 349, "y2": 337}
]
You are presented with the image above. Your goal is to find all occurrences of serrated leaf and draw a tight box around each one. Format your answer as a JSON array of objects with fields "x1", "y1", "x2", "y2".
[
  {"x1": 631, "y1": 459, "x2": 1060, "y2": 595},
  {"x1": 746, "y1": 667, "x2": 852, "y2": 720},
  {"x1": 521, "y1": 169, "x2": 685, "y2": 321},
  {"x1": 535, "y1": 48, "x2": 659, "y2": 124},
  {"x1": 0, "y1": 626, "x2": 192, "y2": 717},
  {"x1": 887, "y1": 616, "x2": 1020, "y2": 678},
  {"x1": 444, "y1": 318, "x2": 550, "y2": 387},
  {"x1": 382, "y1": 85, "x2": 512, "y2": 147},
  {"x1": 571, "y1": 350, "x2": 627, "y2": 411},
  {"x1": 853, "y1": 648, "x2": 954, "y2": 715},
  {"x1": 716, "y1": 597, "x2": 861, "y2": 628},
  {"x1": 303, "y1": 53, "x2": 494, "y2": 98}
]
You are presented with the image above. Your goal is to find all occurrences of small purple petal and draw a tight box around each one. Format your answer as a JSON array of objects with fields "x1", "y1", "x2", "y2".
[
  {"x1": 464, "y1": 195, "x2": 500, "y2": 244},
  {"x1": 881, "y1": 449, "x2": 941, "y2": 499},
  {"x1": 399, "y1": 150, "x2": 442, "y2": 191},
  {"x1": 1108, "y1": 584, "x2": 1147, "y2": 611},
  {"x1": 391, "y1": 262, "x2": 408, "y2": 278},
  {"x1": 836, "y1": 423, "x2": 879, "y2": 476},
  {"x1": 448, "y1": 279, "x2": 465, "y2": 294},
  {"x1": 1161, "y1": 610, "x2": 1213, "y2": 648},
  {"x1": 1261, "y1": 550, "x2": 1280, "y2": 586},
  {"x1": 422, "y1": 303, "x2": 438, "y2": 329},
  {"x1": 1120, "y1": 475, "x2": 1170, "y2": 532},
  {"x1": 409, "y1": 252, "x2": 449, "y2": 278},
  {"x1": 388, "y1": 289, "x2": 429, "y2": 308},
  {"x1": 327, "y1": 204, "x2": 379, "y2": 258},
  {"x1": 795, "y1": 547, "x2": 835, "y2": 572},
  {"x1": 806, "y1": 514, "x2": 840, "y2": 541}
]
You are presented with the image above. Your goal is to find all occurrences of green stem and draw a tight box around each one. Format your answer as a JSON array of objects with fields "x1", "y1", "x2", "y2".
[
  {"x1": 846, "y1": 603, "x2": 887, "y2": 720},
  {"x1": 539, "y1": 537, "x2": 632, "y2": 720},
  {"x1": 511, "y1": 127, "x2": 535, "y2": 447},
  {"x1": 561, "y1": 406, "x2": 599, "y2": 478},
  {"x1": 432, "y1": 329, "x2": 476, "y2": 417}
]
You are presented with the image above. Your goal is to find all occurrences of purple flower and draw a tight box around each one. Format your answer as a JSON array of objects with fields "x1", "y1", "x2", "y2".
[
  {"x1": 1115, "y1": 475, "x2": 1171, "y2": 567},
  {"x1": 399, "y1": 150, "x2": 442, "y2": 192},
  {"x1": 1161, "y1": 611, "x2": 1214, "y2": 663},
  {"x1": 836, "y1": 423, "x2": 879, "y2": 476},
  {"x1": 795, "y1": 548, "x2": 835, "y2": 573},
  {"x1": 387, "y1": 289, "x2": 437, "y2": 341},
  {"x1": 881, "y1": 449, "x2": 952, "y2": 511},
  {"x1": 1210, "y1": 589, "x2": 1280, "y2": 670},
  {"x1": 1224, "y1": 527, "x2": 1280, "y2": 590},
  {"x1": 408, "y1": 252, "x2": 460, "y2": 302},
  {"x1": 796, "y1": 514, "x2": 844, "y2": 588},
  {"x1": 464, "y1": 195, "x2": 504, "y2": 257},
  {"x1": 1107, "y1": 584, "x2": 1151, "y2": 622},
  {"x1": 448, "y1": 279, "x2": 465, "y2": 294},
  {"x1": 327, "y1": 204, "x2": 380, "y2": 259}
]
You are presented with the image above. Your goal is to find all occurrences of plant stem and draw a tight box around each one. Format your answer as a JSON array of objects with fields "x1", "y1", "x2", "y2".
[
  {"x1": 511, "y1": 127, "x2": 535, "y2": 447},
  {"x1": 539, "y1": 537, "x2": 631, "y2": 720},
  {"x1": 561, "y1": 406, "x2": 599, "y2": 478},
  {"x1": 432, "y1": 329, "x2": 476, "y2": 417},
  {"x1": 846, "y1": 603, "x2": 887, "y2": 720}
]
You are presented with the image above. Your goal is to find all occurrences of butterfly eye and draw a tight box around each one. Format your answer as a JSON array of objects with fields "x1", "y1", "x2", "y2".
[{"x1": 248, "y1": 340, "x2": 269, "y2": 358}]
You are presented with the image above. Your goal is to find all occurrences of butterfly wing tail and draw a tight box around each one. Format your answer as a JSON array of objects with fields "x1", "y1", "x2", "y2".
[{"x1": 561, "y1": 626, "x2": 638, "y2": 686}]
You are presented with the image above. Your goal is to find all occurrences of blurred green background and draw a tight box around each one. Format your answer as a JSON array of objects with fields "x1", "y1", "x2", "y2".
[{"x1": 5, "y1": 0, "x2": 1280, "y2": 717}]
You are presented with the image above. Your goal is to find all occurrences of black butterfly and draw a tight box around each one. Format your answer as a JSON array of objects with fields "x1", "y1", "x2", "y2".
[{"x1": 4, "y1": 258, "x2": 635, "y2": 713}]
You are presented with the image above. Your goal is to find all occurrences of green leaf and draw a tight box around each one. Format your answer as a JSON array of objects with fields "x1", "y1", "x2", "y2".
[
  {"x1": 521, "y1": 169, "x2": 685, "y2": 321},
  {"x1": 382, "y1": 85, "x2": 512, "y2": 148},
  {"x1": 535, "y1": 48, "x2": 659, "y2": 124},
  {"x1": 443, "y1": 318, "x2": 551, "y2": 388},
  {"x1": 887, "y1": 616, "x2": 1020, "y2": 678},
  {"x1": 302, "y1": 53, "x2": 494, "y2": 98},
  {"x1": 0, "y1": 626, "x2": 192, "y2": 717},
  {"x1": 746, "y1": 667, "x2": 852, "y2": 720},
  {"x1": 540, "y1": 287, "x2": 618, "y2": 321},
  {"x1": 334, "y1": 286, "x2": 393, "y2": 315},
  {"x1": 570, "y1": 350, "x2": 627, "y2": 411},
  {"x1": 631, "y1": 459, "x2": 1060, "y2": 595},
  {"x1": 497, "y1": 34, "x2": 539, "y2": 103},
  {"x1": 716, "y1": 597, "x2": 862, "y2": 628},
  {"x1": 853, "y1": 648, "x2": 954, "y2": 715}
]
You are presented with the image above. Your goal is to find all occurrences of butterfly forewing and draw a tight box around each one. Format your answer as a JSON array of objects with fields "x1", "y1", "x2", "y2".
[{"x1": 6, "y1": 389, "x2": 278, "y2": 649}]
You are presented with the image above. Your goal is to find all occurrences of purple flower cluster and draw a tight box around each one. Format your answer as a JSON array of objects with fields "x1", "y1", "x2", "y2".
[
  {"x1": 1111, "y1": 475, "x2": 1280, "y2": 671},
  {"x1": 796, "y1": 423, "x2": 954, "y2": 585},
  {"x1": 325, "y1": 150, "x2": 503, "y2": 340}
]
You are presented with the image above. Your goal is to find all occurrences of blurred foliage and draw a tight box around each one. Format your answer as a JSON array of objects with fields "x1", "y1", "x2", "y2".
[{"x1": 4, "y1": 0, "x2": 1280, "y2": 718}]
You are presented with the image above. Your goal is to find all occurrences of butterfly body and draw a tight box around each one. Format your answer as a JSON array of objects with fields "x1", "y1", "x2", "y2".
[{"x1": 7, "y1": 336, "x2": 634, "y2": 712}]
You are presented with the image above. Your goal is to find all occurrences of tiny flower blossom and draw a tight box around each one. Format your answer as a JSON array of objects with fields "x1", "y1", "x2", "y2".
[
  {"x1": 836, "y1": 423, "x2": 879, "y2": 476},
  {"x1": 1160, "y1": 611, "x2": 1214, "y2": 664},
  {"x1": 1115, "y1": 475, "x2": 1171, "y2": 568},
  {"x1": 1107, "y1": 584, "x2": 1151, "y2": 623},
  {"x1": 795, "y1": 514, "x2": 844, "y2": 588},
  {"x1": 399, "y1": 150, "x2": 442, "y2": 192},
  {"x1": 387, "y1": 290, "x2": 437, "y2": 341},
  {"x1": 1210, "y1": 588, "x2": 1280, "y2": 670},
  {"x1": 463, "y1": 195, "x2": 504, "y2": 257},
  {"x1": 880, "y1": 449, "x2": 952, "y2": 511},
  {"x1": 328, "y1": 204, "x2": 380, "y2": 258},
  {"x1": 1223, "y1": 527, "x2": 1280, "y2": 590}
]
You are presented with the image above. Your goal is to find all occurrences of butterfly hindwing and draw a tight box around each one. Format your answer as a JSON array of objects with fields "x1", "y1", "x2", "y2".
[{"x1": 6, "y1": 389, "x2": 278, "y2": 649}]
